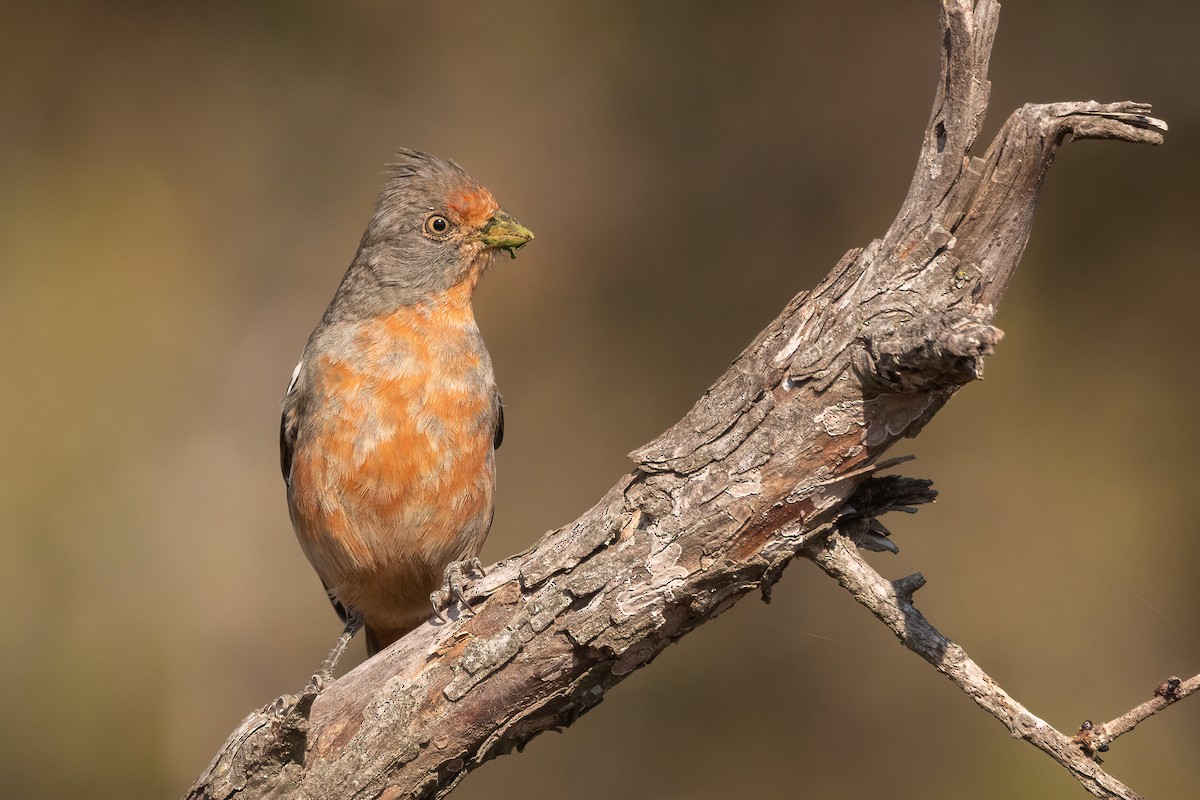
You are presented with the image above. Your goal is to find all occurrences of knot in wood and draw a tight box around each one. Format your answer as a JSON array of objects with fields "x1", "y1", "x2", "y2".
[{"x1": 854, "y1": 309, "x2": 1002, "y2": 396}]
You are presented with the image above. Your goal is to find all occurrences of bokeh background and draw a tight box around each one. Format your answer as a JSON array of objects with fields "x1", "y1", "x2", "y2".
[{"x1": 3, "y1": 1, "x2": 1198, "y2": 797}]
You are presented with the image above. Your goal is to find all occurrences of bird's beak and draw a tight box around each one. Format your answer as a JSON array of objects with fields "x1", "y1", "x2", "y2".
[{"x1": 479, "y1": 211, "x2": 534, "y2": 259}]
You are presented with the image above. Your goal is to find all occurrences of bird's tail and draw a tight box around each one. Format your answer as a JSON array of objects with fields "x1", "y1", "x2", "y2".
[{"x1": 364, "y1": 624, "x2": 406, "y2": 657}]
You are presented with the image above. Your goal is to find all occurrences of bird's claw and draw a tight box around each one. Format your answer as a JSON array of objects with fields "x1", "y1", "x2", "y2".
[
  {"x1": 430, "y1": 557, "x2": 485, "y2": 623},
  {"x1": 304, "y1": 672, "x2": 330, "y2": 696}
]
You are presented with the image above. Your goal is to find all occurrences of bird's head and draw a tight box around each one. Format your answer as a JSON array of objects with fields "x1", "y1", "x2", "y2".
[{"x1": 352, "y1": 149, "x2": 534, "y2": 303}]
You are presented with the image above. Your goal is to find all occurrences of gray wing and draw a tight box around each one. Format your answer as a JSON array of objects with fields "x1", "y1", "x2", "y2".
[
  {"x1": 494, "y1": 393, "x2": 504, "y2": 450},
  {"x1": 279, "y1": 360, "x2": 351, "y2": 624},
  {"x1": 280, "y1": 361, "x2": 302, "y2": 485}
]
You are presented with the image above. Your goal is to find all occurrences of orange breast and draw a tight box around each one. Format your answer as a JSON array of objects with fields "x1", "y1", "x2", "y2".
[{"x1": 288, "y1": 292, "x2": 498, "y2": 630}]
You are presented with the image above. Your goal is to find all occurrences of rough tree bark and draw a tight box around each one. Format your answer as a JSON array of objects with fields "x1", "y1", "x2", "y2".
[{"x1": 188, "y1": 2, "x2": 1177, "y2": 798}]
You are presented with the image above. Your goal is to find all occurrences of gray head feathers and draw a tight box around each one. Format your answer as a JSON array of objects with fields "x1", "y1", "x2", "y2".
[{"x1": 320, "y1": 150, "x2": 496, "y2": 321}]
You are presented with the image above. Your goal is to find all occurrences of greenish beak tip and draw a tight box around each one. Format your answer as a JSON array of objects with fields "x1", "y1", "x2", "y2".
[{"x1": 480, "y1": 211, "x2": 534, "y2": 259}]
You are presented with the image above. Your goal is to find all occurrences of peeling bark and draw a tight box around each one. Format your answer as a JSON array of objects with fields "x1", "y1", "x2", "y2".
[{"x1": 187, "y1": 2, "x2": 1168, "y2": 798}]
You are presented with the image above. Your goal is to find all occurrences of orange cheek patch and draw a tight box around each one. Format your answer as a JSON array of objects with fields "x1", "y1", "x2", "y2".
[{"x1": 447, "y1": 186, "x2": 499, "y2": 229}]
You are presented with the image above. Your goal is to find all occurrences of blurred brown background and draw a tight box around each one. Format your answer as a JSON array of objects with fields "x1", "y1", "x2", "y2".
[{"x1": 2, "y1": 1, "x2": 1198, "y2": 797}]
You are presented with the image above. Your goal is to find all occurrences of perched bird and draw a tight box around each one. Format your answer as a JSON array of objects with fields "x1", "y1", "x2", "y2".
[{"x1": 280, "y1": 149, "x2": 533, "y2": 657}]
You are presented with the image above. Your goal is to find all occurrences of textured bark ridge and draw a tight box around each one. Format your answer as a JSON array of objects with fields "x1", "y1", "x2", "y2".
[{"x1": 188, "y1": 2, "x2": 1170, "y2": 799}]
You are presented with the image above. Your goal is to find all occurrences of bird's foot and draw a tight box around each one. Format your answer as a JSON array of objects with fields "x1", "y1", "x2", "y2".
[
  {"x1": 304, "y1": 616, "x2": 363, "y2": 695},
  {"x1": 430, "y1": 557, "x2": 485, "y2": 623}
]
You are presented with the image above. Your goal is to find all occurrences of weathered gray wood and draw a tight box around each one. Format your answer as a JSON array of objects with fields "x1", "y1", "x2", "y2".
[
  {"x1": 187, "y1": 2, "x2": 1166, "y2": 798},
  {"x1": 809, "y1": 531, "x2": 1147, "y2": 800}
]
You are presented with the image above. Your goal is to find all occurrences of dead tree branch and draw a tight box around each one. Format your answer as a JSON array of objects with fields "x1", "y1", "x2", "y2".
[
  {"x1": 1071, "y1": 675, "x2": 1200, "y2": 761},
  {"x1": 805, "y1": 523, "x2": 1194, "y2": 800},
  {"x1": 188, "y1": 2, "x2": 1174, "y2": 798}
]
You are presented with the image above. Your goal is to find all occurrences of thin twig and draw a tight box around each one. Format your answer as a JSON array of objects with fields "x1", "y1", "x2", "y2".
[
  {"x1": 802, "y1": 534, "x2": 1152, "y2": 800},
  {"x1": 1073, "y1": 674, "x2": 1200, "y2": 758}
]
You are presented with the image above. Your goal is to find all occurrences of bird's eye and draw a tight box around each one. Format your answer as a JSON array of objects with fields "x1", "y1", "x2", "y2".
[{"x1": 423, "y1": 214, "x2": 453, "y2": 238}]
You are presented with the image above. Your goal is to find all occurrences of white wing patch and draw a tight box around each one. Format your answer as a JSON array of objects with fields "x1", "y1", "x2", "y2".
[{"x1": 287, "y1": 360, "x2": 302, "y2": 395}]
